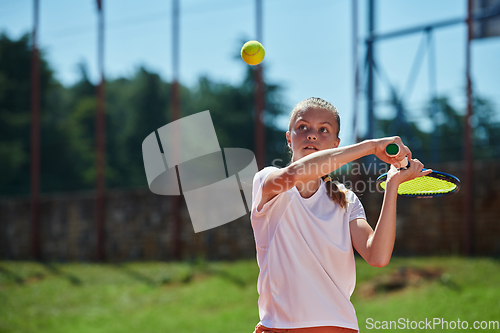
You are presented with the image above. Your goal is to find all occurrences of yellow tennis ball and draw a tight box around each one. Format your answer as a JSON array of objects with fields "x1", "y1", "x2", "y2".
[{"x1": 241, "y1": 40, "x2": 265, "y2": 66}]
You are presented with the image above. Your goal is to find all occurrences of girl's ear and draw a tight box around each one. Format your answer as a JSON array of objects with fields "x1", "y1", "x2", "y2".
[
  {"x1": 286, "y1": 131, "x2": 291, "y2": 147},
  {"x1": 333, "y1": 137, "x2": 341, "y2": 148}
]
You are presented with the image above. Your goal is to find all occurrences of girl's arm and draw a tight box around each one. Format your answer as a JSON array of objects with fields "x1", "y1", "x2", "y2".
[
  {"x1": 350, "y1": 159, "x2": 432, "y2": 267},
  {"x1": 258, "y1": 137, "x2": 409, "y2": 211}
]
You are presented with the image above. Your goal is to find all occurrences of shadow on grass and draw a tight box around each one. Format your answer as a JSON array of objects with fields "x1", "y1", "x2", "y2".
[
  {"x1": 111, "y1": 263, "x2": 160, "y2": 287},
  {"x1": 206, "y1": 267, "x2": 248, "y2": 288},
  {"x1": 0, "y1": 263, "x2": 76, "y2": 286},
  {"x1": 41, "y1": 262, "x2": 83, "y2": 286},
  {"x1": 186, "y1": 258, "x2": 250, "y2": 288},
  {"x1": 0, "y1": 265, "x2": 26, "y2": 285},
  {"x1": 108, "y1": 261, "x2": 251, "y2": 289}
]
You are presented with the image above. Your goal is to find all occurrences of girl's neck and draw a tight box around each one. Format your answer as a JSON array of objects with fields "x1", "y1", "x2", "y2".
[{"x1": 295, "y1": 178, "x2": 321, "y2": 199}]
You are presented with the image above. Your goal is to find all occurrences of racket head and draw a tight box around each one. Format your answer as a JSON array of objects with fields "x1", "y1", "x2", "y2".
[{"x1": 377, "y1": 168, "x2": 461, "y2": 198}]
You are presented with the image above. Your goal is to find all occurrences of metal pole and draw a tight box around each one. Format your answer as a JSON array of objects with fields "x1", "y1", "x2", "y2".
[
  {"x1": 254, "y1": 0, "x2": 265, "y2": 169},
  {"x1": 463, "y1": 0, "x2": 474, "y2": 256},
  {"x1": 367, "y1": 6, "x2": 500, "y2": 43},
  {"x1": 172, "y1": 0, "x2": 180, "y2": 88},
  {"x1": 171, "y1": 0, "x2": 182, "y2": 260},
  {"x1": 352, "y1": 0, "x2": 359, "y2": 143},
  {"x1": 366, "y1": 0, "x2": 375, "y2": 140},
  {"x1": 426, "y1": 29, "x2": 439, "y2": 164},
  {"x1": 351, "y1": 0, "x2": 364, "y2": 187},
  {"x1": 95, "y1": 0, "x2": 106, "y2": 261},
  {"x1": 30, "y1": 0, "x2": 41, "y2": 261}
]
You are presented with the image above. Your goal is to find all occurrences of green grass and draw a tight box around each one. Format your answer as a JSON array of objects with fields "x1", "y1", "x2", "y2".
[
  {"x1": 353, "y1": 257, "x2": 500, "y2": 331},
  {"x1": 0, "y1": 257, "x2": 499, "y2": 332}
]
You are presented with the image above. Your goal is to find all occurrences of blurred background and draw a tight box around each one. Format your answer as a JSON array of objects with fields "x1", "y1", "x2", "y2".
[{"x1": 1, "y1": 0, "x2": 499, "y2": 332}]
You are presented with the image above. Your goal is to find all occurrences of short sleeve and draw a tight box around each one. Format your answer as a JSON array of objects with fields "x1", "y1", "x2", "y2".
[
  {"x1": 251, "y1": 166, "x2": 280, "y2": 218},
  {"x1": 348, "y1": 192, "x2": 366, "y2": 222}
]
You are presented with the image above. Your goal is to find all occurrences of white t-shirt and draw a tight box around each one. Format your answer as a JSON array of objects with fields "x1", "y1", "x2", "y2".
[{"x1": 251, "y1": 166, "x2": 366, "y2": 331}]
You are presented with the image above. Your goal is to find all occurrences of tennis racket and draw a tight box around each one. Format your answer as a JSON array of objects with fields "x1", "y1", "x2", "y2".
[{"x1": 376, "y1": 143, "x2": 460, "y2": 198}]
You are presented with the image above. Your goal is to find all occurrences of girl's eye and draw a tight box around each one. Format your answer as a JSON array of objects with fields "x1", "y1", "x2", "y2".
[
  {"x1": 320, "y1": 127, "x2": 328, "y2": 133},
  {"x1": 298, "y1": 124, "x2": 307, "y2": 130}
]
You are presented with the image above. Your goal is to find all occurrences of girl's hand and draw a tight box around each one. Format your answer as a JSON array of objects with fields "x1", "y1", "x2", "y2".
[
  {"x1": 386, "y1": 158, "x2": 433, "y2": 186},
  {"x1": 372, "y1": 136, "x2": 411, "y2": 169}
]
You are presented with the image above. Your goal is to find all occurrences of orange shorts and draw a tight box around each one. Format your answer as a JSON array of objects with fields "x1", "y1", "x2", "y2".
[{"x1": 253, "y1": 323, "x2": 358, "y2": 333}]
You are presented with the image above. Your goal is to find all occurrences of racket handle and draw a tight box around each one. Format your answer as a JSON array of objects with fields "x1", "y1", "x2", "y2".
[{"x1": 385, "y1": 143, "x2": 409, "y2": 169}]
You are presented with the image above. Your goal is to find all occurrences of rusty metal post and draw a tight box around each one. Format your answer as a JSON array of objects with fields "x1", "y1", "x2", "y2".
[
  {"x1": 352, "y1": 0, "x2": 359, "y2": 144},
  {"x1": 255, "y1": 65, "x2": 265, "y2": 169},
  {"x1": 171, "y1": 0, "x2": 182, "y2": 261},
  {"x1": 95, "y1": 0, "x2": 106, "y2": 261},
  {"x1": 30, "y1": 0, "x2": 41, "y2": 261},
  {"x1": 463, "y1": 0, "x2": 474, "y2": 255},
  {"x1": 254, "y1": 0, "x2": 266, "y2": 169}
]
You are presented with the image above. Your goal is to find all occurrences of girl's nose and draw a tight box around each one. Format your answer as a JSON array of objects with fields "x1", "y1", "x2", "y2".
[{"x1": 307, "y1": 133, "x2": 317, "y2": 141}]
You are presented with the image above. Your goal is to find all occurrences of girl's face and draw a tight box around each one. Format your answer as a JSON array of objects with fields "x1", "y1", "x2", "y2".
[{"x1": 286, "y1": 107, "x2": 340, "y2": 162}]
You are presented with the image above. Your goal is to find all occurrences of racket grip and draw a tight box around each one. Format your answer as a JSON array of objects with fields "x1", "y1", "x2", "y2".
[{"x1": 385, "y1": 143, "x2": 409, "y2": 169}]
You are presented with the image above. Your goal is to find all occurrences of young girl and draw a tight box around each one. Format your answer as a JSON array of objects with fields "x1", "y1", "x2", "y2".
[{"x1": 250, "y1": 97, "x2": 431, "y2": 333}]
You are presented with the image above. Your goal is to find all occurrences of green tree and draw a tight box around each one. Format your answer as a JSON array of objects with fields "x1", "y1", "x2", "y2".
[
  {"x1": 0, "y1": 33, "x2": 290, "y2": 195},
  {"x1": 375, "y1": 95, "x2": 500, "y2": 164},
  {"x1": 106, "y1": 67, "x2": 171, "y2": 188},
  {"x1": 186, "y1": 66, "x2": 288, "y2": 169},
  {"x1": 0, "y1": 33, "x2": 62, "y2": 195}
]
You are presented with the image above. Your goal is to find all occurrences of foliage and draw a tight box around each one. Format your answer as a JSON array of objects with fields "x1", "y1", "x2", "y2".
[
  {"x1": 375, "y1": 96, "x2": 500, "y2": 164},
  {"x1": 0, "y1": 34, "x2": 288, "y2": 196},
  {"x1": 2, "y1": 32, "x2": 498, "y2": 196},
  {"x1": 0, "y1": 33, "x2": 69, "y2": 195}
]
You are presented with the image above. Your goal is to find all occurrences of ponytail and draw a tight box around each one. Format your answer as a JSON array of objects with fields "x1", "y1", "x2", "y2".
[{"x1": 321, "y1": 175, "x2": 351, "y2": 209}]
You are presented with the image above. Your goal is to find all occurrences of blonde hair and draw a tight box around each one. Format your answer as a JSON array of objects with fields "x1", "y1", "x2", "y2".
[
  {"x1": 288, "y1": 97, "x2": 341, "y2": 136},
  {"x1": 288, "y1": 97, "x2": 350, "y2": 209}
]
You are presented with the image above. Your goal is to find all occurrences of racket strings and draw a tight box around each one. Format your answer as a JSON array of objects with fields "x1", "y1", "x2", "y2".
[{"x1": 379, "y1": 176, "x2": 458, "y2": 195}]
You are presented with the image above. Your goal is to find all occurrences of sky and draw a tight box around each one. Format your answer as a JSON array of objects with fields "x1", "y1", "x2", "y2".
[{"x1": 1, "y1": 0, "x2": 499, "y2": 147}]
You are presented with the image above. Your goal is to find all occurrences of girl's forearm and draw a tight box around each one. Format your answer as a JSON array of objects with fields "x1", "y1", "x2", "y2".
[
  {"x1": 286, "y1": 140, "x2": 377, "y2": 183},
  {"x1": 367, "y1": 181, "x2": 399, "y2": 267}
]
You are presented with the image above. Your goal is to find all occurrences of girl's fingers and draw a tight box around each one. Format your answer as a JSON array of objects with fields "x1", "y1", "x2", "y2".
[
  {"x1": 415, "y1": 160, "x2": 424, "y2": 173},
  {"x1": 409, "y1": 158, "x2": 420, "y2": 170},
  {"x1": 404, "y1": 145, "x2": 412, "y2": 160},
  {"x1": 422, "y1": 169, "x2": 433, "y2": 176},
  {"x1": 408, "y1": 158, "x2": 428, "y2": 178}
]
